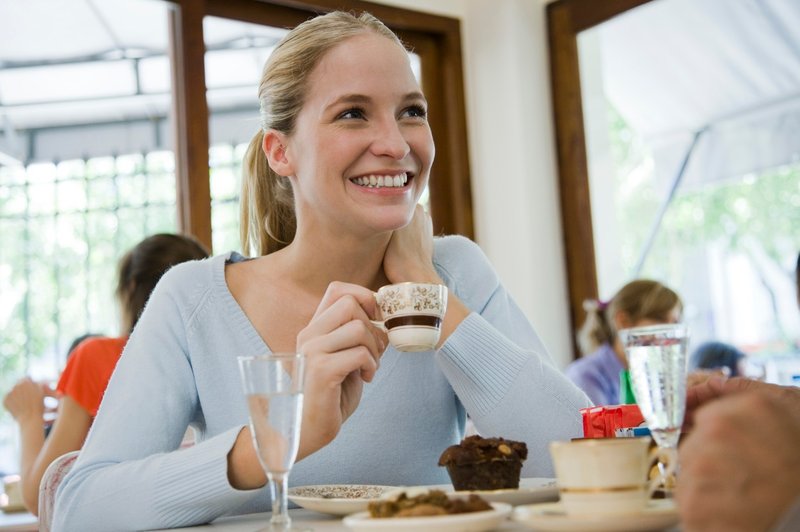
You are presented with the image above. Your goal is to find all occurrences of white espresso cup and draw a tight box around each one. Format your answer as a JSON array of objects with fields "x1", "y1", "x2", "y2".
[
  {"x1": 374, "y1": 283, "x2": 447, "y2": 352},
  {"x1": 549, "y1": 437, "x2": 674, "y2": 515}
]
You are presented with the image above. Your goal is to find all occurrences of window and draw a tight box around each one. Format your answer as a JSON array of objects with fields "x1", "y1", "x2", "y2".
[{"x1": 548, "y1": 0, "x2": 800, "y2": 383}]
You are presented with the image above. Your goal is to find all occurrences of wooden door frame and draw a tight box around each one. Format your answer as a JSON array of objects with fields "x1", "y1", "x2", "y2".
[
  {"x1": 166, "y1": 0, "x2": 473, "y2": 251},
  {"x1": 547, "y1": 0, "x2": 653, "y2": 357}
]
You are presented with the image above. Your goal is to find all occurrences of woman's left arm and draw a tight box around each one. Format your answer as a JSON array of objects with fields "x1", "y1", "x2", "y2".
[
  {"x1": 436, "y1": 237, "x2": 591, "y2": 476},
  {"x1": 385, "y1": 217, "x2": 590, "y2": 476}
]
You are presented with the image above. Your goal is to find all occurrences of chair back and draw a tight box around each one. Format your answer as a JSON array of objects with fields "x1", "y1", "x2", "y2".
[{"x1": 38, "y1": 450, "x2": 79, "y2": 532}]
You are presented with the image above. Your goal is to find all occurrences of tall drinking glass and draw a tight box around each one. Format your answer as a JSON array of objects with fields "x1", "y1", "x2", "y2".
[
  {"x1": 620, "y1": 323, "x2": 688, "y2": 495},
  {"x1": 238, "y1": 353, "x2": 305, "y2": 531}
]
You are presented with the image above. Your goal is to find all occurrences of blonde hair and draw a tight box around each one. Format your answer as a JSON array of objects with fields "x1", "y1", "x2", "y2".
[
  {"x1": 240, "y1": 11, "x2": 404, "y2": 256},
  {"x1": 576, "y1": 279, "x2": 682, "y2": 356}
]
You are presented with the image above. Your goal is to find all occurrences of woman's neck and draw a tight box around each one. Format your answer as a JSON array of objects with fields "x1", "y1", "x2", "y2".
[{"x1": 270, "y1": 228, "x2": 392, "y2": 295}]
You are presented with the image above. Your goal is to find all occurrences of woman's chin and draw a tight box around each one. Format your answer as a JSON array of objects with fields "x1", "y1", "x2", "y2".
[{"x1": 360, "y1": 213, "x2": 415, "y2": 235}]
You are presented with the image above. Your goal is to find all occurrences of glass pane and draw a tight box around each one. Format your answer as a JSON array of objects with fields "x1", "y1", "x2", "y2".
[
  {"x1": 203, "y1": 16, "x2": 287, "y2": 255},
  {"x1": 578, "y1": 3, "x2": 800, "y2": 384}
]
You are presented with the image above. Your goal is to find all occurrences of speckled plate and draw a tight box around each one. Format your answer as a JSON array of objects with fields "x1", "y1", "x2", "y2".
[{"x1": 288, "y1": 485, "x2": 397, "y2": 516}]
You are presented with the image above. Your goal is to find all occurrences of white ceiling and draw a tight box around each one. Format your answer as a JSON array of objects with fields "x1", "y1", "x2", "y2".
[{"x1": 0, "y1": 0, "x2": 286, "y2": 163}]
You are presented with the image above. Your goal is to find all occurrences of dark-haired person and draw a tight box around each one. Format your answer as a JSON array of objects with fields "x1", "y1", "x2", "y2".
[
  {"x1": 2, "y1": 233, "x2": 208, "y2": 515},
  {"x1": 689, "y1": 340, "x2": 746, "y2": 377}
]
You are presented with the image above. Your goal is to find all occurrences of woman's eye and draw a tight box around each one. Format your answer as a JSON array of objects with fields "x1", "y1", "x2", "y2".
[
  {"x1": 338, "y1": 107, "x2": 366, "y2": 120},
  {"x1": 402, "y1": 105, "x2": 427, "y2": 119}
]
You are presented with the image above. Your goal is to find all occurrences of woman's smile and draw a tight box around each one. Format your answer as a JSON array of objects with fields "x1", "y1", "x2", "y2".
[{"x1": 349, "y1": 171, "x2": 414, "y2": 191}]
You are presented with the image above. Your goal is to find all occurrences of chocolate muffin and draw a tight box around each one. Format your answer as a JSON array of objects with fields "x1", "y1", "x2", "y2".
[{"x1": 438, "y1": 435, "x2": 528, "y2": 491}]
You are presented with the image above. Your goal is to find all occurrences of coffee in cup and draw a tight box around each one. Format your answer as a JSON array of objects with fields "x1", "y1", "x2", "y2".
[
  {"x1": 374, "y1": 283, "x2": 447, "y2": 352},
  {"x1": 549, "y1": 437, "x2": 673, "y2": 515}
]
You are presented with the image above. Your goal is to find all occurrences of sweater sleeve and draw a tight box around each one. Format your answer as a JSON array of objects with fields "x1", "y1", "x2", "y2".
[
  {"x1": 53, "y1": 264, "x2": 258, "y2": 531},
  {"x1": 433, "y1": 236, "x2": 591, "y2": 477}
]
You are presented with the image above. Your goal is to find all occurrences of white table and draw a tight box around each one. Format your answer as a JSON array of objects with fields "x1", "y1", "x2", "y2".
[
  {"x1": 162, "y1": 508, "x2": 527, "y2": 531},
  {"x1": 159, "y1": 507, "x2": 683, "y2": 531},
  {"x1": 0, "y1": 510, "x2": 38, "y2": 531}
]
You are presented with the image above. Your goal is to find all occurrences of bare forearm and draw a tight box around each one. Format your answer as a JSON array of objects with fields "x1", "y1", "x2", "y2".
[
  {"x1": 17, "y1": 417, "x2": 45, "y2": 511},
  {"x1": 437, "y1": 295, "x2": 470, "y2": 347},
  {"x1": 226, "y1": 426, "x2": 266, "y2": 490},
  {"x1": 226, "y1": 425, "x2": 330, "y2": 490}
]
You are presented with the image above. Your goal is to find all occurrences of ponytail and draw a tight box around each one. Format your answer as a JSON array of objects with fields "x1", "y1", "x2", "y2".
[
  {"x1": 240, "y1": 130, "x2": 296, "y2": 257},
  {"x1": 576, "y1": 299, "x2": 613, "y2": 356}
]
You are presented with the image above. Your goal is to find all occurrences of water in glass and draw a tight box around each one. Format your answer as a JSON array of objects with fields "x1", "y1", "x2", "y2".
[{"x1": 239, "y1": 353, "x2": 306, "y2": 531}]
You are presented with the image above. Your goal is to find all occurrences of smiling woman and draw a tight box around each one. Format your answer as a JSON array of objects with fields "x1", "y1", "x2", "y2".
[
  {"x1": 52, "y1": 10, "x2": 590, "y2": 531},
  {"x1": 0, "y1": 0, "x2": 470, "y2": 479}
]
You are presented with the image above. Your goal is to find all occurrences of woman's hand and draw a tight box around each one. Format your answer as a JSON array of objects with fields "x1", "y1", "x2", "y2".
[
  {"x1": 3, "y1": 378, "x2": 50, "y2": 425},
  {"x1": 228, "y1": 282, "x2": 388, "y2": 490},
  {"x1": 295, "y1": 282, "x2": 388, "y2": 457},
  {"x1": 383, "y1": 205, "x2": 470, "y2": 347},
  {"x1": 383, "y1": 204, "x2": 440, "y2": 284}
]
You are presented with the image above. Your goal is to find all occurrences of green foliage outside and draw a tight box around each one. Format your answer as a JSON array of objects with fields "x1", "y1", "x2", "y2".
[{"x1": 607, "y1": 104, "x2": 800, "y2": 350}]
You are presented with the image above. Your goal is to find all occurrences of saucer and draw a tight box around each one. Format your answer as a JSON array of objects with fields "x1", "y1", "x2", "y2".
[
  {"x1": 288, "y1": 485, "x2": 396, "y2": 516},
  {"x1": 512, "y1": 499, "x2": 679, "y2": 531}
]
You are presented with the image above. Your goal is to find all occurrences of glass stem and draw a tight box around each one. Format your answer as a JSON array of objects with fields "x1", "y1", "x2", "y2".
[{"x1": 269, "y1": 472, "x2": 291, "y2": 528}]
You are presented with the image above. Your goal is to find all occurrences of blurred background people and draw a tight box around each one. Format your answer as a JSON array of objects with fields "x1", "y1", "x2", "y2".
[
  {"x1": 566, "y1": 279, "x2": 682, "y2": 405},
  {"x1": 2, "y1": 233, "x2": 208, "y2": 515},
  {"x1": 689, "y1": 340, "x2": 746, "y2": 377}
]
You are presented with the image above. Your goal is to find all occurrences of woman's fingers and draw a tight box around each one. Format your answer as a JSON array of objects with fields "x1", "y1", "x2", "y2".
[
  {"x1": 307, "y1": 345, "x2": 379, "y2": 384},
  {"x1": 303, "y1": 319, "x2": 385, "y2": 366},
  {"x1": 312, "y1": 281, "x2": 382, "y2": 321},
  {"x1": 299, "y1": 292, "x2": 387, "y2": 358}
]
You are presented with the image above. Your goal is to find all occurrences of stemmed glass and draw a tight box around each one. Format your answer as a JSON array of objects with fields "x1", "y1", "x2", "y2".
[
  {"x1": 620, "y1": 323, "x2": 688, "y2": 495},
  {"x1": 238, "y1": 353, "x2": 306, "y2": 531}
]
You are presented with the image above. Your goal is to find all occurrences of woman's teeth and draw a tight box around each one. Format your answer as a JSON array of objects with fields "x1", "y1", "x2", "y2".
[{"x1": 351, "y1": 173, "x2": 408, "y2": 188}]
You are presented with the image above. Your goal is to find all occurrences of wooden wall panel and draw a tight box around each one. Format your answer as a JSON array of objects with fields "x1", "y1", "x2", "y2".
[{"x1": 547, "y1": 0, "x2": 652, "y2": 357}]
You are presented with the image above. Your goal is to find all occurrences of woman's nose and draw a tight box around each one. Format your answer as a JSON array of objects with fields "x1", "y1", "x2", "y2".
[{"x1": 370, "y1": 120, "x2": 411, "y2": 160}]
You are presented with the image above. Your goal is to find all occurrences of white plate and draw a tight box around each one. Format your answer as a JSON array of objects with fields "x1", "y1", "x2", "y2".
[
  {"x1": 512, "y1": 499, "x2": 679, "y2": 531},
  {"x1": 343, "y1": 502, "x2": 512, "y2": 531},
  {"x1": 288, "y1": 485, "x2": 396, "y2": 516},
  {"x1": 425, "y1": 477, "x2": 559, "y2": 506}
]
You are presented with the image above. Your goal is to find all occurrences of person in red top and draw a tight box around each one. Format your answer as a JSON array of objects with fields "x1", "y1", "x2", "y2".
[
  {"x1": 2, "y1": 233, "x2": 208, "y2": 515},
  {"x1": 56, "y1": 336, "x2": 129, "y2": 417}
]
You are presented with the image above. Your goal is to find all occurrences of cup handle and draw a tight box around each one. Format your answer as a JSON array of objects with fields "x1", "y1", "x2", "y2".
[
  {"x1": 647, "y1": 446, "x2": 677, "y2": 497},
  {"x1": 370, "y1": 320, "x2": 388, "y2": 332}
]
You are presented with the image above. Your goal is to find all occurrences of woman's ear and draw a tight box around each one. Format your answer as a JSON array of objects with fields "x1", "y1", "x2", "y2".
[
  {"x1": 263, "y1": 130, "x2": 293, "y2": 177},
  {"x1": 614, "y1": 310, "x2": 633, "y2": 330}
]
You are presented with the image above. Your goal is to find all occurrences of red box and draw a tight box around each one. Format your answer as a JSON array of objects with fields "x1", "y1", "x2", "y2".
[{"x1": 580, "y1": 404, "x2": 645, "y2": 438}]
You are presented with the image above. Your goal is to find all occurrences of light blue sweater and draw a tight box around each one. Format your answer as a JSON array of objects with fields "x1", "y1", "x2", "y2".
[{"x1": 54, "y1": 236, "x2": 590, "y2": 531}]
